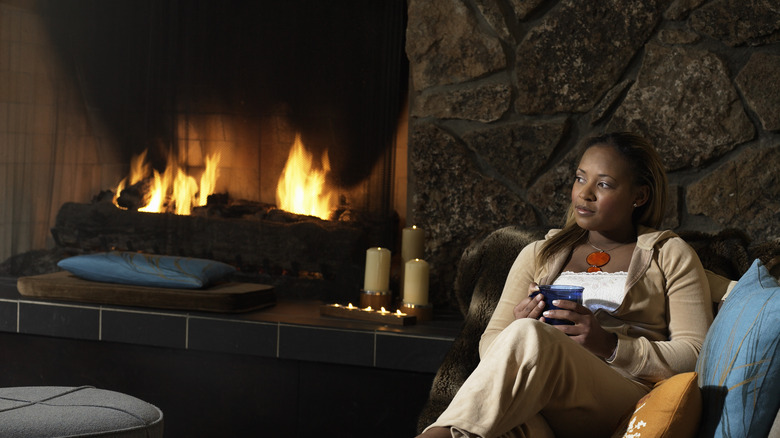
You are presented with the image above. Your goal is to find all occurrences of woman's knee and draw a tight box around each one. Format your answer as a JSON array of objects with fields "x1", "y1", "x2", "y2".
[{"x1": 500, "y1": 318, "x2": 558, "y2": 344}]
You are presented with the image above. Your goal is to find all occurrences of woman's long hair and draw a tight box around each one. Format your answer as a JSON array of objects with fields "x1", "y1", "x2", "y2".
[{"x1": 538, "y1": 132, "x2": 668, "y2": 264}]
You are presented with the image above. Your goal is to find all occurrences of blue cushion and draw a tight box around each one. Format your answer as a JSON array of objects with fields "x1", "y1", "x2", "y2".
[
  {"x1": 695, "y1": 259, "x2": 780, "y2": 437},
  {"x1": 58, "y1": 251, "x2": 236, "y2": 289}
]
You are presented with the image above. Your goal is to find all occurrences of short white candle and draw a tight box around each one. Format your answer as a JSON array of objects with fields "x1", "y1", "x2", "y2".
[
  {"x1": 403, "y1": 258, "x2": 429, "y2": 305},
  {"x1": 401, "y1": 226, "x2": 425, "y2": 261},
  {"x1": 363, "y1": 247, "x2": 391, "y2": 291}
]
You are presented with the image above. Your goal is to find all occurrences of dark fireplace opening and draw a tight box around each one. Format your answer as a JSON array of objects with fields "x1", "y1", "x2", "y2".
[
  {"x1": 2, "y1": 0, "x2": 409, "y2": 303},
  {"x1": 41, "y1": 0, "x2": 407, "y2": 214}
]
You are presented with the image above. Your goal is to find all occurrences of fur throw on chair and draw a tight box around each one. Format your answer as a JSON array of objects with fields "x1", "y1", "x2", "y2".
[
  {"x1": 416, "y1": 226, "x2": 545, "y2": 432},
  {"x1": 416, "y1": 226, "x2": 780, "y2": 433}
]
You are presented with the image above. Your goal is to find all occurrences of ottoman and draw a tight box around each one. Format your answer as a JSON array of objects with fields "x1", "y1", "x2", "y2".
[{"x1": 0, "y1": 386, "x2": 164, "y2": 437}]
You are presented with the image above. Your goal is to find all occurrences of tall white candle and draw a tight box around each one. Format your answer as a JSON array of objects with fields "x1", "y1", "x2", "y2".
[
  {"x1": 401, "y1": 226, "x2": 425, "y2": 261},
  {"x1": 403, "y1": 258, "x2": 429, "y2": 305},
  {"x1": 363, "y1": 247, "x2": 391, "y2": 291}
]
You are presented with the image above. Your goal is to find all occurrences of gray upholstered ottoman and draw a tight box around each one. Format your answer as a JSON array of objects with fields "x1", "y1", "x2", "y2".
[{"x1": 0, "y1": 386, "x2": 163, "y2": 437}]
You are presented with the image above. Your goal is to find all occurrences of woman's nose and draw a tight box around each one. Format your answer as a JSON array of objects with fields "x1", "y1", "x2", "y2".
[{"x1": 578, "y1": 185, "x2": 595, "y2": 201}]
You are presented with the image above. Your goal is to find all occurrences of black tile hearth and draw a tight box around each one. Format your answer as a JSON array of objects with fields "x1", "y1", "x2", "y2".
[
  {"x1": 0, "y1": 276, "x2": 460, "y2": 374},
  {"x1": 0, "y1": 275, "x2": 456, "y2": 437},
  {"x1": 188, "y1": 317, "x2": 277, "y2": 357},
  {"x1": 375, "y1": 333, "x2": 454, "y2": 373},
  {"x1": 19, "y1": 302, "x2": 100, "y2": 341},
  {"x1": 102, "y1": 309, "x2": 187, "y2": 349},
  {"x1": 0, "y1": 300, "x2": 16, "y2": 333},
  {"x1": 279, "y1": 324, "x2": 374, "y2": 367}
]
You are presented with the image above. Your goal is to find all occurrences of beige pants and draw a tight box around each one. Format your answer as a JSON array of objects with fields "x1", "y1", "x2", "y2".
[{"x1": 426, "y1": 319, "x2": 650, "y2": 438}]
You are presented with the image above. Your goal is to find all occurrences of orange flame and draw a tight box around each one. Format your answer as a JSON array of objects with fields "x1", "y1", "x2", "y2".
[
  {"x1": 138, "y1": 168, "x2": 168, "y2": 213},
  {"x1": 199, "y1": 153, "x2": 221, "y2": 206},
  {"x1": 114, "y1": 149, "x2": 221, "y2": 215},
  {"x1": 275, "y1": 133, "x2": 336, "y2": 220},
  {"x1": 113, "y1": 150, "x2": 150, "y2": 205}
]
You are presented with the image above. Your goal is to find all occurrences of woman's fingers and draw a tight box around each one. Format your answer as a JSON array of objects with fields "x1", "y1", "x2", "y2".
[
  {"x1": 542, "y1": 300, "x2": 587, "y2": 324},
  {"x1": 526, "y1": 293, "x2": 546, "y2": 319},
  {"x1": 513, "y1": 284, "x2": 545, "y2": 319},
  {"x1": 548, "y1": 299, "x2": 582, "y2": 311}
]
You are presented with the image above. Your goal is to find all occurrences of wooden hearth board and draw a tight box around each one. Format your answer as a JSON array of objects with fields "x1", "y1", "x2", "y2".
[{"x1": 17, "y1": 271, "x2": 275, "y2": 313}]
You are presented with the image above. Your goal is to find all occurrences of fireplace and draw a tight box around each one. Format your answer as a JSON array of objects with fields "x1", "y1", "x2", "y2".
[
  {"x1": 0, "y1": 0, "x2": 409, "y2": 301},
  {"x1": 42, "y1": 0, "x2": 407, "y2": 214}
]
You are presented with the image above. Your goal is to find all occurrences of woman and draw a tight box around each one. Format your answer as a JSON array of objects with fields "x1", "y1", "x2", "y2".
[{"x1": 418, "y1": 132, "x2": 713, "y2": 438}]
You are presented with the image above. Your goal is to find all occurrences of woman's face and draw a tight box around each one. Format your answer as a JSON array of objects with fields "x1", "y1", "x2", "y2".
[{"x1": 571, "y1": 144, "x2": 648, "y2": 237}]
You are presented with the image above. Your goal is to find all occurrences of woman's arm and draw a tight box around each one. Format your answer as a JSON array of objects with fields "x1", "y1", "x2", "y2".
[
  {"x1": 609, "y1": 237, "x2": 713, "y2": 382},
  {"x1": 478, "y1": 241, "x2": 542, "y2": 358}
]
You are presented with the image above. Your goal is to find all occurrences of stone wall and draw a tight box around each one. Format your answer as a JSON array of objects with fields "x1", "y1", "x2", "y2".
[{"x1": 405, "y1": 0, "x2": 780, "y2": 309}]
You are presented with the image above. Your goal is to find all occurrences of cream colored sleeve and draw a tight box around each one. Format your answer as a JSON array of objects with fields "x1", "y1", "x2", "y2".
[
  {"x1": 478, "y1": 241, "x2": 541, "y2": 358},
  {"x1": 609, "y1": 237, "x2": 714, "y2": 382}
]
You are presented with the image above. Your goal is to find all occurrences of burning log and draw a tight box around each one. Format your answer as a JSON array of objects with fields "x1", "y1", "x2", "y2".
[
  {"x1": 192, "y1": 195, "x2": 276, "y2": 219},
  {"x1": 50, "y1": 200, "x2": 398, "y2": 302},
  {"x1": 116, "y1": 179, "x2": 152, "y2": 211}
]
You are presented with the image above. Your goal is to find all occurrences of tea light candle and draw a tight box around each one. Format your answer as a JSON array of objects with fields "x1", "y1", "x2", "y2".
[
  {"x1": 363, "y1": 247, "x2": 391, "y2": 291},
  {"x1": 402, "y1": 226, "x2": 425, "y2": 261},
  {"x1": 403, "y1": 258, "x2": 429, "y2": 305}
]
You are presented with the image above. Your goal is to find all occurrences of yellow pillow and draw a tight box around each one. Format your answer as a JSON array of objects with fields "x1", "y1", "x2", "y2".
[{"x1": 619, "y1": 372, "x2": 701, "y2": 438}]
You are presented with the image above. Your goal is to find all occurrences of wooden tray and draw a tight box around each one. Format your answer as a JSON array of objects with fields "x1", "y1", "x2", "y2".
[
  {"x1": 17, "y1": 271, "x2": 275, "y2": 313},
  {"x1": 319, "y1": 304, "x2": 416, "y2": 326}
]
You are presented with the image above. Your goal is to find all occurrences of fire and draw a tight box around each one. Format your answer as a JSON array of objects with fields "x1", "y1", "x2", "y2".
[
  {"x1": 114, "y1": 150, "x2": 221, "y2": 215},
  {"x1": 138, "y1": 168, "x2": 168, "y2": 213},
  {"x1": 275, "y1": 133, "x2": 336, "y2": 220},
  {"x1": 199, "y1": 153, "x2": 220, "y2": 206}
]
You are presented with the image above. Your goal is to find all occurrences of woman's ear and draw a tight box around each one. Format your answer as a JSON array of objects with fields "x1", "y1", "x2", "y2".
[{"x1": 634, "y1": 185, "x2": 650, "y2": 207}]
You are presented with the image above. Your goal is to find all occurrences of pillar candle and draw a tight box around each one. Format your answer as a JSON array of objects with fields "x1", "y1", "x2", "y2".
[
  {"x1": 400, "y1": 225, "x2": 425, "y2": 301},
  {"x1": 363, "y1": 247, "x2": 391, "y2": 291},
  {"x1": 401, "y1": 226, "x2": 425, "y2": 261},
  {"x1": 403, "y1": 258, "x2": 429, "y2": 305}
]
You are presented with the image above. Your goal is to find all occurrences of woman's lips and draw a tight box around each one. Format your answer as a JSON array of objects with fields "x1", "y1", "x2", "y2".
[{"x1": 575, "y1": 205, "x2": 594, "y2": 215}]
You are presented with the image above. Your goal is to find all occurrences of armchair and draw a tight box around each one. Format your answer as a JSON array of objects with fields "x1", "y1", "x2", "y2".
[{"x1": 417, "y1": 226, "x2": 780, "y2": 437}]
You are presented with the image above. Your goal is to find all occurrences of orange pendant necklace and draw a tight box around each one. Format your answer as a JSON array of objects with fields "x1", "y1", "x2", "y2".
[
  {"x1": 586, "y1": 249, "x2": 610, "y2": 272},
  {"x1": 585, "y1": 238, "x2": 631, "y2": 272}
]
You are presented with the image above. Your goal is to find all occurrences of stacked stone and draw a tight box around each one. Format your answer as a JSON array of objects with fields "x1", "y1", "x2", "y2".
[{"x1": 405, "y1": 0, "x2": 780, "y2": 308}]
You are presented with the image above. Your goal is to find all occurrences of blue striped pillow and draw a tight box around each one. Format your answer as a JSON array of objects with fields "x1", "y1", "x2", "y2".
[{"x1": 695, "y1": 259, "x2": 780, "y2": 437}]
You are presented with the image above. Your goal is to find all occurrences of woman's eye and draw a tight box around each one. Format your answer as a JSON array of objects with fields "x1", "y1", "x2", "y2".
[
  {"x1": 574, "y1": 176, "x2": 585, "y2": 183},
  {"x1": 598, "y1": 181, "x2": 611, "y2": 188}
]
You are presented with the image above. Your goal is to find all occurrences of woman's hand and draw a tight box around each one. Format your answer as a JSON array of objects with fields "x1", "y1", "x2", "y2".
[
  {"x1": 544, "y1": 300, "x2": 618, "y2": 359},
  {"x1": 513, "y1": 283, "x2": 546, "y2": 320}
]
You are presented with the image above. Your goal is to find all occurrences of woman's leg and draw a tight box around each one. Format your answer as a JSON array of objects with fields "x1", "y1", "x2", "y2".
[
  {"x1": 424, "y1": 319, "x2": 649, "y2": 438},
  {"x1": 419, "y1": 414, "x2": 554, "y2": 438}
]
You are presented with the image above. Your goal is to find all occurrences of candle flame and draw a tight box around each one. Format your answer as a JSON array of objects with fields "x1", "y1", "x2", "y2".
[
  {"x1": 395, "y1": 310, "x2": 406, "y2": 316},
  {"x1": 379, "y1": 307, "x2": 390, "y2": 314},
  {"x1": 363, "y1": 306, "x2": 373, "y2": 312},
  {"x1": 346, "y1": 303, "x2": 356, "y2": 309}
]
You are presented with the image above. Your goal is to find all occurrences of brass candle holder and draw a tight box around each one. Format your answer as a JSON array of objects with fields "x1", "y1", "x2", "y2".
[
  {"x1": 360, "y1": 289, "x2": 392, "y2": 309},
  {"x1": 400, "y1": 302, "x2": 433, "y2": 322}
]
